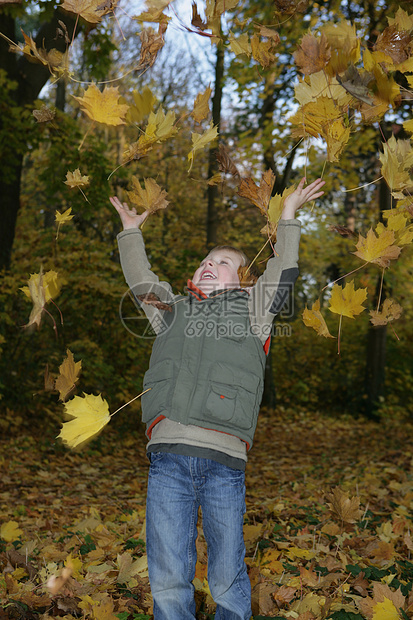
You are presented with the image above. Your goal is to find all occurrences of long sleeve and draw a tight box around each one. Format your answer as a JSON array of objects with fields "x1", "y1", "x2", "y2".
[
  {"x1": 117, "y1": 228, "x2": 177, "y2": 332},
  {"x1": 248, "y1": 219, "x2": 301, "y2": 344}
]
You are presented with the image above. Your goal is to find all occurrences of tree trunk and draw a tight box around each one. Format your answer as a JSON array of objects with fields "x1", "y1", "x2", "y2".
[
  {"x1": 0, "y1": 7, "x2": 77, "y2": 270},
  {"x1": 363, "y1": 175, "x2": 391, "y2": 417},
  {"x1": 206, "y1": 38, "x2": 225, "y2": 248}
]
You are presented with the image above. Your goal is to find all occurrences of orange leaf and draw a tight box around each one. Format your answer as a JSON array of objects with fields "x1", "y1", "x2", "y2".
[{"x1": 293, "y1": 33, "x2": 331, "y2": 75}]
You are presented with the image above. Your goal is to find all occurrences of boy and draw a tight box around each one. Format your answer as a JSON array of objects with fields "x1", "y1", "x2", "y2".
[{"x1": 110, "y1": 176, "x2": 325, "y2": 620}]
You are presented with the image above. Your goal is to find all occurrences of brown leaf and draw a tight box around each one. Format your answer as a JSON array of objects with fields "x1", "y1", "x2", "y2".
[
  {"x1": 352, "y1": 571, "x2": 369, "y2": 596},
  {"x1": 237, "y1": 169, "x2": 275, "y2": 215},
  {"x1": 191, "y1": 1, "x2": 208, "y2": 30},
  {"x1": 273, "y1": 585, "x2": 297, "y2": 606},
  {"x1": 293, "y1": 33, "x2": 331, "y2": 75},
  {"x1": 33, "y1": 105, "x2": 56, "y2": 123},
  {"x1": 139, "y1": 25, "x2": 166, "y2": 69},
  {"x1": 55, "y1": 349, "x2": 82, "y2": 401},
  {"x1": 237, "y1": 266, "x2": 258, "y2": 287},
  {"x1": 374, "y1": 24, "x2": 411, "y2": 65},
  {"x1": 191, "y1": 86, "x2": 212, "y2": 123},
  {"x1": 6, "y1": 550, "x2": 37, "y2": 580},
  {"x1": 137, "y1": 293, "x2": 172, "y2": 312},
  {"x1": 336, "y1": 65, "x2": 374, "y2": 105},
  {"x1": 273, "y1": 0, "x2": 308, "y2": 14},
  {"x1": 216, "y1": 144, "x2": 240, "y2": 177},
  {"x1": 328, "y1": 224, "x2": 357, "y2": 238}
]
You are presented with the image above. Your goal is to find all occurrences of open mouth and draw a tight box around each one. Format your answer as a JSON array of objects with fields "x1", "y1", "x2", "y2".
[{"x1": 200, "y1": 271, "x2": 217, "y2": 280}]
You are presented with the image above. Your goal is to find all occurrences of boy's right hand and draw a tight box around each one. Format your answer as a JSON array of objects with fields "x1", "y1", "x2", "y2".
[{"x1": 110, "y1": 196, "x2": 149, "y2": 230}]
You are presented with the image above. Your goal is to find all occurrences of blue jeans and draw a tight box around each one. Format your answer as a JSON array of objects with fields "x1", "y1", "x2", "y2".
[{"x1": 146, "y1": 453, "x2": 251, "y2": 619}]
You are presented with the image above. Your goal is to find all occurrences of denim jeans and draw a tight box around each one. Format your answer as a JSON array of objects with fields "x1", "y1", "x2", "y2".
[{"x1": 146, "y1": 452, "x2": 251, "y2": 619}]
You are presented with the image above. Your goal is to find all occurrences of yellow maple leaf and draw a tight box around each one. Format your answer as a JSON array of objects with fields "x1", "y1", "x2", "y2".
[
  {"x1": 290, "y1": 96, "x2": 342, "y2": 139},
  {"x1": 228, "y1": 32, "x2": 251, "y2": 57},
  {"x1": 127, "y1": 177, "x2": 169, "y2": 214},
  {"x1": 370, "y1": 298, "x2": 402, "y2": 326},
  {"x1": 55, "y1": 349, "x2": 82, "y2": 402},
  {"x1": 321, "y1": 21, "x2": 361, "y2": 75},
  {"x1": 64, "y1": 169, "x2": 90, "y2": 189},
  {"x1": 21, "y1": 269, "x2": 63, "y2": 328},
  {"x1": 388, "y1": 7, "x2": 413, "y2": 31},
  {"x1": 134, "y1": 0, "x2": 172, "y2": 23},
  {"x1": 302, "y1": 299, "x2": 334, "y2": 338},
  {"x1": 57, "y1": 393, "x2": 111, "y2": 449},
  {"x1": 1, "y1": 521, "x2": 23, "y2": 542},
  {"x1": 61, "y1": 0, "x2": 111, "y2": 24},
  {"x1": 326, "y1": 487, "x2": 363, "y2": 524},
  {"x1": 191, "y1": 86, "x2": 212, "y2": 124},
  {"x1": 379, "y1": 211, "x2": 413, "y2": 246},
  {"x1": 363, "y1": 49, "x2": 400, "y2": 106},
  {"x1": 124, "y1": 107, "x2": 177, "y2": 161},
  {"x1": 126, "y1": 86, "x2": 157, "y2": 124},
  {"x1": 188, "y1": 124, "x2": 219, "y2": 171},
  {"x1": 73, "y1": 84, "x2": 129, "y2": 126},
  {"x1": 328, "y1": 280, "x2": 367, "y2": 319},
  {"x1": 323, "y1": 117, "x2": 351, "y2": 162},
  {"x1": 379, "y1": 135, "x2": 413, "y2": 191},
  {"x1": 353, "y1": 227, "x2": 401, "y2": 268},
  {"x1": 294, "y1": 71, "x2": 351, "y2": 107},
  {"x1": 55, "y1": 207, "x2": 75, "y2": 224}
]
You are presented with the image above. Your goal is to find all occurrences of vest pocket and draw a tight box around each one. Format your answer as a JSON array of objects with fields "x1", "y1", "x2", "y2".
[
  {"x1": 141, "y1": 359, "x2": 174, "y2": 423},
  {"x1": 203, "y1": 365, "x2": 262, "y2": 431},
  {"x1": 205, "y1": 384, "x2": 237, "y2": 422}
]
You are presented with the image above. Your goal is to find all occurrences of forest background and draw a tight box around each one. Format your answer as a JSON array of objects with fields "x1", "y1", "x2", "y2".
[{"x1": 0, "y1": 0, "x2": 413, "y2": 618}]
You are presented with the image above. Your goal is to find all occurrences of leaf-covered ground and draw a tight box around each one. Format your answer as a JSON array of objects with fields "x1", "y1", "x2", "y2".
[{"x1": 1, "y1": 409, "x2": 412, "y2": 620}]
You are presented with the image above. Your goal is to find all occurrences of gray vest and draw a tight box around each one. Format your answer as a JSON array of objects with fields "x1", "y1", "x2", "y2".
[{"x1": 141, "y1": 288, "x2": 266, "y2": 449}]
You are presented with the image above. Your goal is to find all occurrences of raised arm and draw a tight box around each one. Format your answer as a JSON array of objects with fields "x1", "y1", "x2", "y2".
[
  {"x1": 249, "y1": 178, "x2": 325, "y2": 343},
  {"x1": 111, "y1": 196, "x2": 176, "y2": 332}
]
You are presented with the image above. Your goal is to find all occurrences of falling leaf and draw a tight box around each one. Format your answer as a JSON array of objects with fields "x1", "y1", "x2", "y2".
[
  {"x1": 321, "y1": 21, "x2": 361, "y2": 75},
  {"x1": 138, "y1": 25, "x2": 166, "y2": 69},
  {"x1": 379, "y1": 135, "x2": 413, "y2": 191},
  {"x1": 1, "y1": 521, "x2": 23, "y2": 542},
  {"x1": 124, "y1": 107, "x2": 177, "y2": 161},
  {"x1": 33, "y1": 105, "x2": 56, "y2": 123},
  {"x1": 336, "y1": 64, "x2": 374, "y2": 105},
  {"x1": 21, "y1": 269, "x2": 63, "y2": 329},
  {"x1": 251, "y1": 33, "x2": 277, "y2": 68},
  {"x1": 353, "y1": 227, "x2": 401, "y2": 268},
  {"x1": 73, "y1": 84, "x2": 129, "y2": 126},
  {"x1": 216, "y1": 144, "x2": 240, "y2": 177},
  {"x1": 374, "y1": 24, "x2": 411, "y2": 65},
  {"x1": 61, "y1": 0, "x2": 111, "y2": 24},
  {"x1": 363, "y1": 49, "x2": 400, "y2": 106},
  {"x1": 127, "y1": 177, "x2": 169, "y2": 214},
  {"x1": 134, "y1": 0, "x2": 171, "y2": 23},
  {"x1": 303, "y1": 299, "x2": 334, "y2": 338},
  {"x1": 55, "y1": 349, "x2": 82, "y2": 401},
  {"x1": 290, "y1": 96, "x2": 342, "y2": 139},
  {"x1": 126, "y1": 86, "x2": 157, "y2": 124},
  {"x1": 237, "y1": 169, "x2": 275, "y2": 215},
  {"x1": 328, "y1": 280, "x2": 367, "y2": 319},
  {"x1": 229, "y1": 31, "x2": 251, "y2": 57},
  {"x1": 191, "y1": 86, "x2": 212, "y2": 123},
  {"x1": 137, "y1": 292, "x2": 172, "y2": 311},
  {"x1": 295, "y1": 71, "x2": 351, "y2": 107},
  {"x1": 207, "y1": 173, "x2": 222, "y2": 185},
  {"x1": 188, "y1": 124, "x2": 218, "y2": 171},
  {"x1": 237, "y1": 266, "x2": 257, "y2": 287},
  {"x1": 370, "y1": 298, "x2": 402, "y2": 326},
  {"x1": 328, "y1": 224, "x2": 357, "y2": 237},
  {"x1": 57, "y1": 393, "x2": 111, "y2": 449},
  {"x1": 191, "y1": 2, "x2": 208, "y2": 30},
  {"x1": 55, "y1": 207, "x2": 75, "y2": 225},
  {"x1": 326, "y1": 487, "x2": 362, "y2": 524},
  {"x1": 293, "y1": 33, "x2": 331, "y2": 75},
  {"x1": 64, "y1": 169, "x2": 90, "y2": 189}
]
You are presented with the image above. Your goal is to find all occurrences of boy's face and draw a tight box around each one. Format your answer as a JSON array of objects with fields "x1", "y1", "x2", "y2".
[{"x1": 192, "y1": 249, "x2": 242, "y2": 294}]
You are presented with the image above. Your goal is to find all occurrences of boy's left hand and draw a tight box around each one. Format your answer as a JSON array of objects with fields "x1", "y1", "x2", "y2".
[{"x1": 281, "y1": 177, "x2": 325, "y2": 220}]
